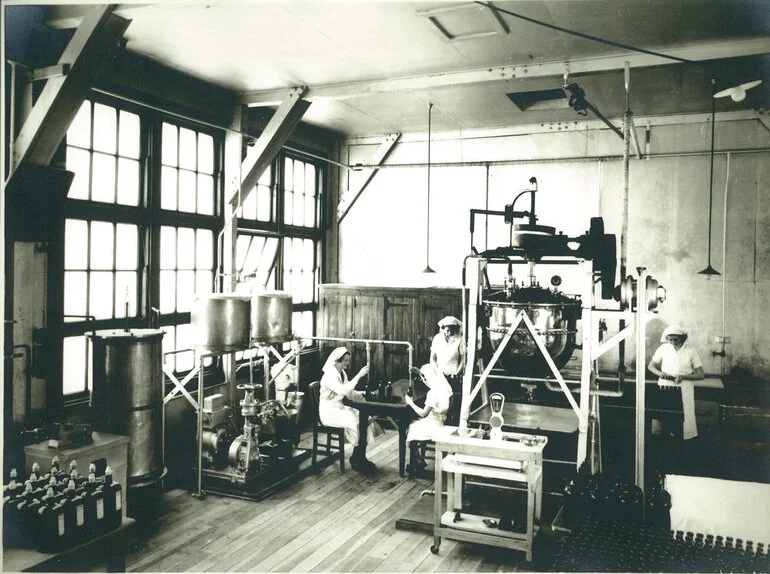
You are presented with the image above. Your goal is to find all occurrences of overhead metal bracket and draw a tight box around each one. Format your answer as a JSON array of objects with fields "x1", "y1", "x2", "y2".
[
  {"x1": 337, "y1": 133, "x2": 400, "y2": 223},
  {"x1": 27, "y1": 64, "x2": 71, "y2": 82},
  {"x1": 229, "y1": 87, "x2": 310, "y2": 206},
  {"x1": 10, "y1": 5, "x2": 130, "y2": 178}
]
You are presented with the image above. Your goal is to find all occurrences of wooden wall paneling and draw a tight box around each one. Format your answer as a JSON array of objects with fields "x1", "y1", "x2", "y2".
[
  {"x1": 349, "y1": 294, "x2": 384, "y2": 382},
  {"x1": 383, "y1": 295, "x2": 418, "y2": 382}
]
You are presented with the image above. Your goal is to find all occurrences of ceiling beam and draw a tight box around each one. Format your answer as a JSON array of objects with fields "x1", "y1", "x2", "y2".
[
  {"x1": 337, "y1": 133, "x2": 400, "y2": 224},
  {"x1": 241, "y1": 37, "x2": 770, "y2": 107},
  {"x1": 230, "y1": 88, "x2": 310, "y2": 206},
  {"x1": 10, "y1": 6, "x2": 130, "y2": 173}
]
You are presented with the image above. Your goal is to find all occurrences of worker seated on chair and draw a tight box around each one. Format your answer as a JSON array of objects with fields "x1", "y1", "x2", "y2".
[
  {"x1": 319, "y1": 346, "x2": 377, "y2": 473},
  {"x1": 404, "y1": 364, "x2": 452, "y2": 478}
]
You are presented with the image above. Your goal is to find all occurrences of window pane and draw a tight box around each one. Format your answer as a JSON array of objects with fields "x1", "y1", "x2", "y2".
[
  {"x1": 293, "y1": 160, "x2": 305, "y2": 194},
  {"x1": 284, "y1": 190, "x2": 294, "y2": 224},
  {"x1": 196, "y1": 229, "x2": 213, "y2": 269},
  {"x1": 161, "y1": 166, "x2": 178, "y2": 211},
  {"x1": 118, "y1": 110, "x2": 140, "y2": 159},
  {"x1": 117, "y1": 158, "x2": 140, "y2": 206},
  {"x1": 178, "y1": 170, "x2": 196, "y2": 213},
  {"x1": 66, "y1": 147, "x2": 90, "y2": 200},
  {"x1": 305, "y1": 164, "x2": 316, "y2": 198},
  {"x1": 304, "y1": 194, "x2": 316, "y2": 228},
  {"x1": 63, "y1": 271, "x2": 87, "y2": 320},
  {"x1": 162, "y1": 123, "x2": 178, "y2": 166},
  {"x1": 115, "y1": 224, "x2": 138, "y2": 270},
  {"x1": 160, "y1": 226, "x2": 176, "y2": 269},
  {"x1": 115, "y1": 272, "x2": 137, "y2": 318},
  {"x1": 195, "y1": 270, "x2": 212, "y2": 297},
  {"x1": 177, "y1": 228, "x2": 195, "y2": 269},
  {"x1": 68, "y1": 102, "x2": 91, "y2": 149},
  {"x1": 241, "y1": 187, "x2": 257, "y2": 220},
  {"x1": 179, "y1": 128, "x2": 196, "y2": 171},
  {"x1": 176, "y1": 270, "x2": 195, "y2": 312},
  {"x1": 90, "y1": 221, "x2": 114, "y2": 270},
  {"x1": 89, "y1": 272, "x2": 114, "y2": 319},
  {"x1": 93, "y1": 103, "x2": 116, "y2": 153},
  {"x1": 197, "y1": 173, "x2": 213, "y2": 215},
  {"x1": 236, "y1": 235, "x2": 251, "y2": 272},
  {"x1": 63, "y1": 336, "x2": 90, "y2": 394},
  {"x1": 159, "y1": 270, "x2": 176, "y2": 313},
  {"x1": 92, "y1": 152, "x2": 116, "y2": 203},
  {"x1": 256, "y1": 184, "x2": 271, "y2": 222},
  {"x1": 284, "y1": 157, "x2": 293, "y2": 190},
  {"x1": 293, "y1": 187, "x2": 304, "y2": 226},
  {"x1": 198, "y1": 133, "x2": 214, "y2": 174},
  {"x1": 65, "y1": 219, "x2": 88, "y2": 270}
]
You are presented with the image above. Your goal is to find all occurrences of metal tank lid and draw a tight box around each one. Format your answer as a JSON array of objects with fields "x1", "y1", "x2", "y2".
[
  {"x1": 251, "y1": 289, "x2": 292, "y2": 298},
  {"x1": 87, "y1": 328, "x2": 165, "y2": 340},
  {"x1": 195, "y1": 293, "x2": 251, "y2": 300}
]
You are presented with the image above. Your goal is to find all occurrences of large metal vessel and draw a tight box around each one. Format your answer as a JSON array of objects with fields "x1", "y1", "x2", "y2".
[
  {"x1": 483, "y1": 285, "x2": 581, "y2": 376},
  {"x1": 88, "y1": 328, "x2": 166, "y2": 487},
  {"x1": 192, "y1": 293, "x2": 251, "y2": 351},
  {"x1": 251, "y1": 291, "x2": 293, "y2": 343}
]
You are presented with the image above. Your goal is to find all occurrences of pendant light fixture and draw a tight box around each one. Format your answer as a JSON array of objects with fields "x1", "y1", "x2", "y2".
[
  {"x1": 699, "y1": 79, "x2": 721, "y2": 276},
  {"x1": 423, "y1": 102, "x2": 436, "y2": 274}
]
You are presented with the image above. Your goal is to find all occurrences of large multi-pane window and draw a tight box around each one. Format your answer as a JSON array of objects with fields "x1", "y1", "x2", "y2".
[
  {"x1": 60, "y1": 96, "x2": 325, "y2": 402},
  {"x1": 63, "y1": 100, "x2": 144, "y2": 395}
]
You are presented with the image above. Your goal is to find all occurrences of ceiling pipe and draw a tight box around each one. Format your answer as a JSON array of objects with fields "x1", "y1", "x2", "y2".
[{"x1": 423, "y1": 102, "x2": 436, "y2": 274}]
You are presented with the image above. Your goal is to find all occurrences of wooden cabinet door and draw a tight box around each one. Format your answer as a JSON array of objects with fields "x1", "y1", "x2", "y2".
[
  {"x1": 348, "y1": 295, "x2": 384, "y2": 382},
  {"x1": 383, "y1": 296, "x2": 418, "y2": 382}
]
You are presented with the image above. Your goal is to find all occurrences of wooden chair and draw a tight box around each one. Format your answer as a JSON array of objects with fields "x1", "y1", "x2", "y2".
[{"x1": 308, "y1": 381, "x2": 346, "y2": 472}]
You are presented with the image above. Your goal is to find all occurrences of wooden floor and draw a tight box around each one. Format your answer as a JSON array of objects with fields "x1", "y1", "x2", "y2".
[{"x1": 120, "y1": 431, "x2": 536, "y2": 573}]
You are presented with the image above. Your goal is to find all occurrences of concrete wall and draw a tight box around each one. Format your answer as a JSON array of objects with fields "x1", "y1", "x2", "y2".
[{"x1": 332, "y1": 115, "x2": 770, "y2": 380}]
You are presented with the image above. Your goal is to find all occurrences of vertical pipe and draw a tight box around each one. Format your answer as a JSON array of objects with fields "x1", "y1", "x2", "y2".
[
  {"x1": 484, "y1": 165, "x2": 489, "y2": 251},
  {"x1": 424, "y1": 103, "x2": 433, "y2": 271},
  {"x1": 196, "y1": 354, "x2": 204, "y2": 497},
  {"x1": 720, "y1": 153, "x2": 731, "y2": 375},
  {"x1": 262, "y1": 347, "x2": 270, "y2": 402},
  {"x1": 634, "y1": 271, "x2": 647, "y2": 498}
]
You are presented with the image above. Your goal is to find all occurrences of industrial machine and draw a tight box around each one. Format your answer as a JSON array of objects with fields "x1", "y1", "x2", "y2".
[{"x1": 461, "y1": 177, "x2": 665, "y2": 490}]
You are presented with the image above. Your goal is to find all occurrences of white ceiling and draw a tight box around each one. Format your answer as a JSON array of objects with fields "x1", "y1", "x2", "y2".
[{"x1": 44, "y1": 1, "x2": 770, "y2": 137}]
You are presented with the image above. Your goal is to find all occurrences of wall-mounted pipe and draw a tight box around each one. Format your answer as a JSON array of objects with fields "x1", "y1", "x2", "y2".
[{"x1": 719, "y1": 153, "x2": 731, "y2": 375}]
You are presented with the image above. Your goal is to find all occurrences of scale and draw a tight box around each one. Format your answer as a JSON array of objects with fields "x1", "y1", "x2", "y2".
[{"x1": 489, "y1": 392, "x2": 505, "y2": 440}]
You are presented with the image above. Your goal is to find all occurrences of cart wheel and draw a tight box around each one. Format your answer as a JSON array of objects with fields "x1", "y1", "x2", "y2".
[{"x1": 430, "y1": 545, "x2": 439, "y2": 554}]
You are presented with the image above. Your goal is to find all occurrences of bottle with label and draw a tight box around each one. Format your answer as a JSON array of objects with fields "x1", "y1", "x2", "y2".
[
  {"x1": 103, "y1": 466, "x2": 123, "y2": 530},
  {"x1": 63, "y1": 479, "x2": 87, "y2": 546},
  {"x1": 84, "y1": 473, "x2": 106, "y2": 538},
  {"x1": 29, "y1": 462, "x2": 42, "y2": 487},
  {"x1": 51, "y1": 456, "x2": 68, "y2": 483},
  {"x1": 3, "y1": 490, "x2": 22, "y2": 547}
]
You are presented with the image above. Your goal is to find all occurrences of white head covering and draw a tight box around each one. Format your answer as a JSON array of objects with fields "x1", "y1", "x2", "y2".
[
  {"x1": 660, "y1": 324, "x2": 687, "y2": 343},
  {"x1": 419, "y1": 363, "x2": 453, "y2": 411},
  {"x1": 323, "y1": 346, "x2": 349, "y2": 374},
  {"x1": 438, "y1": 316, "x2": 461, "y2": 328}
]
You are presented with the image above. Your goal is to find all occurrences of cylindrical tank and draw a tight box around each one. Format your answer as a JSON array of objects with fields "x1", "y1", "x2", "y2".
[
  {"x1": 88, "y1": 329, "x2": 166, "y2": 488},
  {"x1": 483, "y1": 286, "x2": 581, "y2": 376},
  {"x1": 251, "y1": 291, "x2": 293, "y2": 343},
  {"x1": 192, "y1": 294, "x2": 251, "y2": 351}
]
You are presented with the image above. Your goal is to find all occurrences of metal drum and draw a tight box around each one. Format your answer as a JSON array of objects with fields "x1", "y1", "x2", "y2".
[
  {"x1": 192, "y1": 293, "x2": 251, "y2": 351},
  {"x1": 483, "y1": 286, "x2": 581, "y2": 376},
  {"x1": 88, "y1": 328, "x2": 166, "y2": 487},
  {"x1": 251, "y1": 291, "x2": 293, "y2": 343}
]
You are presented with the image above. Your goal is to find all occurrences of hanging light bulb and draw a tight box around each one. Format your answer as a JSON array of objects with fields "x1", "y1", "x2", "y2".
[{"x1": 699, "y1": 80, "x2": 720, "y2": 276}]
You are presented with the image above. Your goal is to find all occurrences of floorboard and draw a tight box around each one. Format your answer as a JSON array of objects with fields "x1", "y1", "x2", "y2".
[{"x1": 114, "y1": 430, "x2": 534, "y2": 573}]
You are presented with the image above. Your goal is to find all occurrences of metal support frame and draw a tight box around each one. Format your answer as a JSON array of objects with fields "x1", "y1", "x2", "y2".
[
  {"x1": 460, "y1": 256, "x2": 659, "y2": 475},
  {"x1": 9, "y1": 6, "x2": 129, "y2": 178},
  {"x1": 337, "y1": 133, "x2": 401, "y2": 223},
  {"x1": 229, "y1": 87, "x2": 310, "y2": 207}
]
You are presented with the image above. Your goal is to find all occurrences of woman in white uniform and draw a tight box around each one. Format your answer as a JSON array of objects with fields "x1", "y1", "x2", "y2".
[
  {"x1": 404, "y1": 364, "x2": 453, "y2": 477},
  {"x1": 647, "y1": 325, "x2": 704, "y2": 440},
  {"x1": 431, "y1": 316, "x2": 466, "y2": 425},
  {"x1": 319, "y1": 346, "x2": 376, "y2": 473}
]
